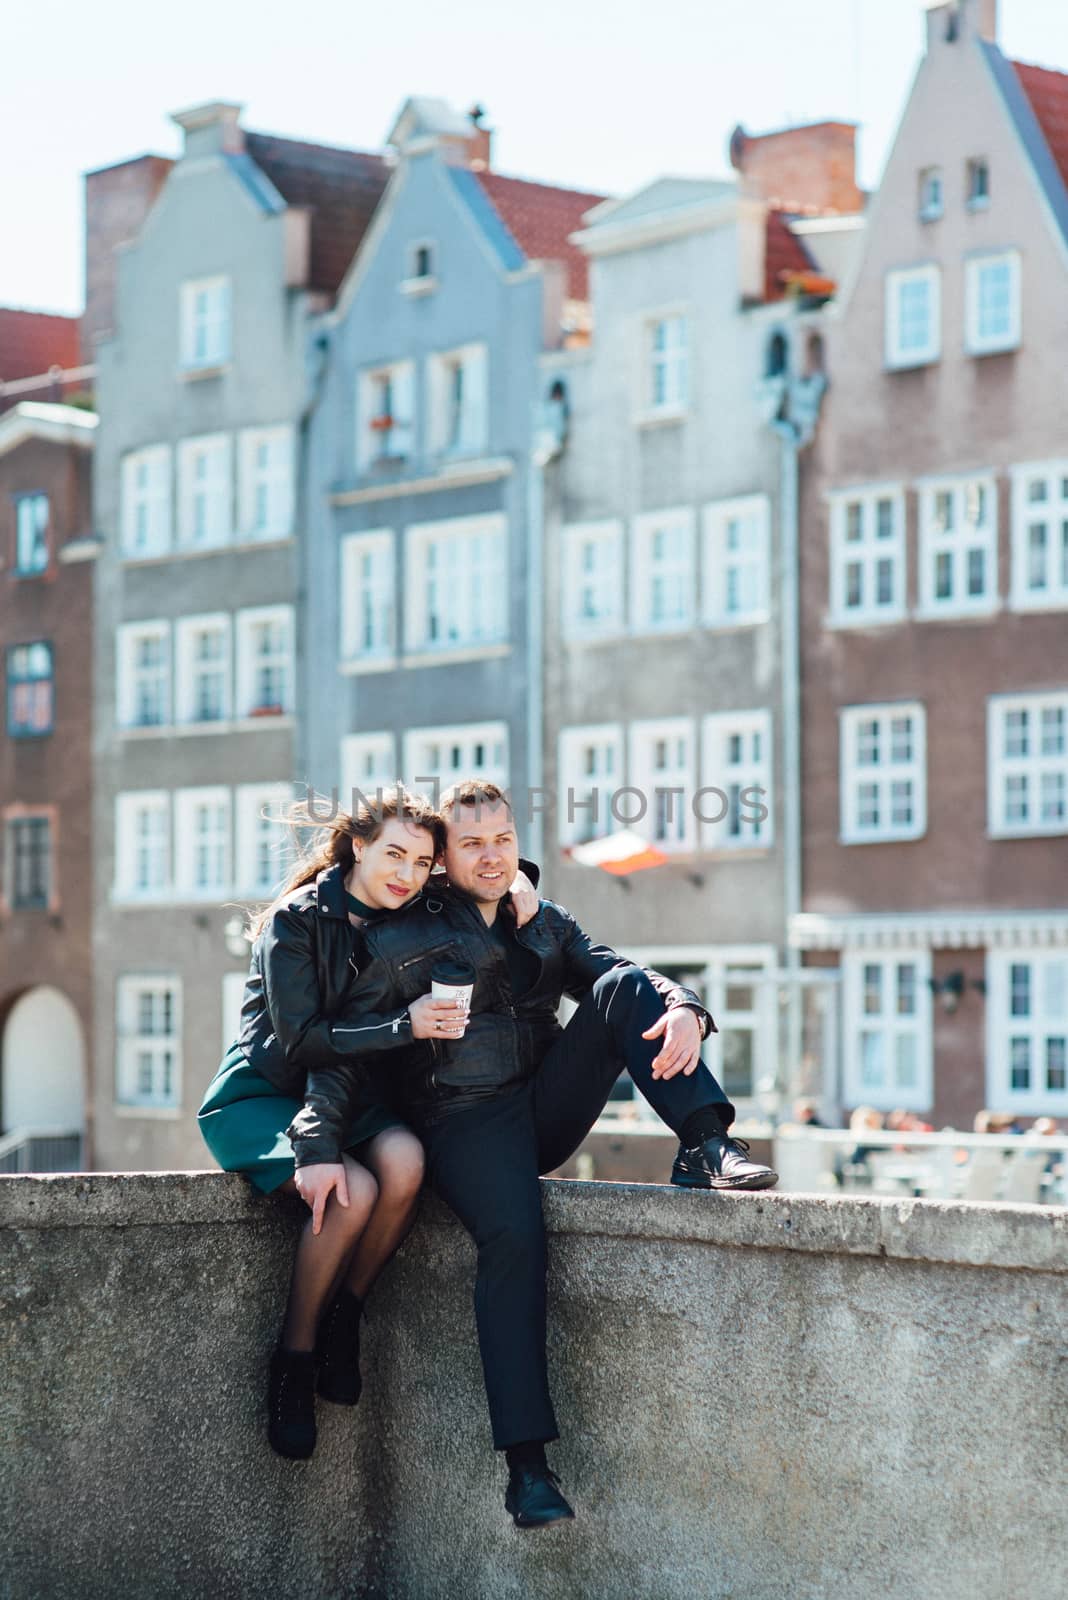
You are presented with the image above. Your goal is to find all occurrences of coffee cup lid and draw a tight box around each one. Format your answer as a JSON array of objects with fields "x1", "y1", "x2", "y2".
[{"x1": 431, "y1": 960, "x2": 476, "y2": 985}]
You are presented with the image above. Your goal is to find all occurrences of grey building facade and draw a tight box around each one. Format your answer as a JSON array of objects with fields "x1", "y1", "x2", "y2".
[
  {"x1": 541, "y1": 132, "x2": 864, "y2": 1120},
  {"x1": 90, "y1": 102, "x2": 388, "y2": 1170}
]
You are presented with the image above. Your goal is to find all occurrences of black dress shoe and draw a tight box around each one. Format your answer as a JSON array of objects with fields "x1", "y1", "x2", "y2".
[
  {"x1": 267, "y1": 1347, "x2": 317, "y2": 1459},
  {"x1": 505, "y1": 1467, "x2": 576, "y2": 1528},
  {"x1": 315, "y1": 1289, "x2": 363, "y2": 1405},
  {"x1": 671, "y1": 1134, "x2": 779, "y2": 1191}
]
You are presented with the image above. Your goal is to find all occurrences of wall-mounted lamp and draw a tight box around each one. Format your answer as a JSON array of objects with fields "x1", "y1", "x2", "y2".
[{"x1": 928, "y1": 971, "x2": 966, "y2": 1014}]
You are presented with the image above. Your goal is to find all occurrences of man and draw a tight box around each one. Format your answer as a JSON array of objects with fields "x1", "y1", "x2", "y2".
[{"x1": 290, "y1": 782, "x2": 776, "y2": 1527}]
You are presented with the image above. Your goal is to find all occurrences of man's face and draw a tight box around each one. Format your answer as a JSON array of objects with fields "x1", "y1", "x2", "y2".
[{"x1": 443, "y1": 802, "x2": 520, "y2": 905}]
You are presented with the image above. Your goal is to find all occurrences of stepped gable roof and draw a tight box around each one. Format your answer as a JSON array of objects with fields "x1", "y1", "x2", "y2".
[
  {"x1": 0, "y1": 308, "x2": 82, "y2": 382},
  {"x1": 473, "y1": 170, "x2": 606, "y2": 300},
  {"x1": 245, "y1": 132, "x2": 391, "y2": 296}
]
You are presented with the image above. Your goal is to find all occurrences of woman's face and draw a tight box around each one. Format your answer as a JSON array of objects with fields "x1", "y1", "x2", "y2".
[{"x1": 350, "y1": 818, "x2": 437, "y2": 911}]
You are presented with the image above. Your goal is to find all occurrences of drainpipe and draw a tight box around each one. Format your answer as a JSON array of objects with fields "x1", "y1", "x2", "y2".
[
  {"x1": 771, "y1": 418, "x2": 803, "y2": 1106},
  {"x1": 527, "y1": 391, "x2": 568, "y2": 867}
]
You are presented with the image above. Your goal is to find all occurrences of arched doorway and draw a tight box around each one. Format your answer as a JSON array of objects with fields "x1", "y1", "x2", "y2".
[{"x1": 1, "y1": 985, "x2": 85, "y2": 1134}]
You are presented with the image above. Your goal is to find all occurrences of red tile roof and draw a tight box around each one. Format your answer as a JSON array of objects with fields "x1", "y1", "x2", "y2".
[
  {"x1": 245, "y1": 133, "x2": 391, "y2": 297},
  {"x1": 763, "y1": 210, "x2": 816, "y2": 302},
  {"x1": 1013, "y1": 59, "x2": 1068, "y2": 197},
  {"x1": 0, "y1": 308, "x2": 82, "y2": 382},
  {"x1": 474, "y1": 171, "x2": 606, "y2": 300}
]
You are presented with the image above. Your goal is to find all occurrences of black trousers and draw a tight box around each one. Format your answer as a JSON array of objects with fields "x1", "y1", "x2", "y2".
[{"x1": 421, "y1": 966, "x2": 734, "y2": 1449}]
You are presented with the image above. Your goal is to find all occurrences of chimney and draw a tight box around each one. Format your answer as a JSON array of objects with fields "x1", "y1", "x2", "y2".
[
  {"x1": 926, "y1": 1, "x2": 998, "y2": 49},
  {"x1": 82, "y1": 155, "x2": 174, "y2": 354},
  {"x1": 170, "y1": 101, "x2": 246, "y2": 159},
  {"x1": 386, "y1": 97, "x2": 492, "y2": 171},
  {"x1": 729, "y1": 121, "x2": 864, "y2": 215}
]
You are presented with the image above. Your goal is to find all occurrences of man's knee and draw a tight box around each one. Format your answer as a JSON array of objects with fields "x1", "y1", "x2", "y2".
[
  {"x1": 479, "y1": 1210, "x2": 547, "y2": 1273},
  {"x1": 591, "y1": 964, "x2": 649, "y2": 1011}
]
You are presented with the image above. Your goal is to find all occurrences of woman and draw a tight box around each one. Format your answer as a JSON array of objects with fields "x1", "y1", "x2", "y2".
[{"x1": 198, "y1": 786, "x2": 535, "y2": 1460}]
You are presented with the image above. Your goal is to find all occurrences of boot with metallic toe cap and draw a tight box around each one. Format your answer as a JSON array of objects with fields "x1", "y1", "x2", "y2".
[
  {"x1": 505, "y1": 1467, "x2": 576, "y2": 1529},
  {"x1": 671, "y1": 1133, "x2": 778, "y2": 1191}
]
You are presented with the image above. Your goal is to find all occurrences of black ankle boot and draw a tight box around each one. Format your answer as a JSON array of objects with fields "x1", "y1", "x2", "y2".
[
  {"x1": 267, "y1": 1347, "x2": 317, "y2": 1459},
  {"x1": 315, "y1": 1289, "x2": 363, "y2": 1405}
]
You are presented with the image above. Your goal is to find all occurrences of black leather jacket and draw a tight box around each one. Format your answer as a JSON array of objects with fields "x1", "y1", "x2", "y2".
[
  {"x1": 287, "y1": 885, "x2": 715, "y2": 1167},
  {"x1": 235, "y1": 862, "x2": 412, "y2": 1099}
]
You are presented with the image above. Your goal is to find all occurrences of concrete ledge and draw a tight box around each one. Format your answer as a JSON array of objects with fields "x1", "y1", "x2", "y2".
[
  {"x1": 4, "y1": 1172, "x2": 1066, "y2": 1275},
  {"x1": 2, "y1": 1173, "x2": 1067, "y2": 1600}
]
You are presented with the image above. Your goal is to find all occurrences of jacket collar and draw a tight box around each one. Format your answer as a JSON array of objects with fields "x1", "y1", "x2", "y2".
[{"x1": 315, "y1": 863, "x2": 351, "y2": 921}]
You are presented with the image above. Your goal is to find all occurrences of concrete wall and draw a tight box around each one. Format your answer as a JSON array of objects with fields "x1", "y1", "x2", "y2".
[{"x1": 2, "y1": 1173, "x2": 1064, "y2": 1600}]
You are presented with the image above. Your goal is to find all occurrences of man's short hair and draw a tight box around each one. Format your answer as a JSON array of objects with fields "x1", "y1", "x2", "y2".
[{"x1": 440, "y1": 780, "x2": 514, "y2": 820}]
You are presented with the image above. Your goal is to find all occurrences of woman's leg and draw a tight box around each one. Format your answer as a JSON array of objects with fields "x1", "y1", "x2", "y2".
[
  {"x1": 278, "y1": 1155, "x2": 379, "y2": 1352},
  {"x1": 342, "y1": 1127, "x2": 425, "y2": 1299}
]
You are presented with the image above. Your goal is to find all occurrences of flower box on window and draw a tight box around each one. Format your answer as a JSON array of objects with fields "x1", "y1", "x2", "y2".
[
  {"x1": 369, "y1": 415, "x2": 394, "y2": 433},
  {"x1": 248, "y1": 703, "x2": 284, "y2": 718}
]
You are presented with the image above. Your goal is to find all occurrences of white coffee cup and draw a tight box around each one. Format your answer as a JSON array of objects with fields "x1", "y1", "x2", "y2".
[{"x1": 431, "y1": 960, "x2": 475, "y2": 1014}]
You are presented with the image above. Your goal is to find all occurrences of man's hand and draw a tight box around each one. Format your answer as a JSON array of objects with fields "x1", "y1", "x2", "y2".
[
  {"x1": 409, "y1": 994, "x2": 468, "y2": 1040},
  {"x1": 643, "y1": 1006, "x2": 703, "y2": 1080},
  {"x1": 507, "y1": 871, "x2": 539, "y2": 928},
  {"x1": 294, "y1": 1162, "x2": 349, "y2": 1236}
]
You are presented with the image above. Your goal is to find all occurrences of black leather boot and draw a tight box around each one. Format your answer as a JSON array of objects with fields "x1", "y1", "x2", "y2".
[
  {"x1": 315, "y1": 1289, "x2": 363, "y2": 1405},
  {"x1": 267, "y1": 1347, "x2": 317, "y2": 1459}
]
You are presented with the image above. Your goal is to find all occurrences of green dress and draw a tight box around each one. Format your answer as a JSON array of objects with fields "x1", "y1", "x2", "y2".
[{"x1": 197, "y1": 908, "x2": 402, "y2": 1193}]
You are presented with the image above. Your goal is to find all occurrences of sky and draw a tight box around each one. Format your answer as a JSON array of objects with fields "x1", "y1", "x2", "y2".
[{"x1": 4, "y1": 0, "x2": 1068, "y2": 315}]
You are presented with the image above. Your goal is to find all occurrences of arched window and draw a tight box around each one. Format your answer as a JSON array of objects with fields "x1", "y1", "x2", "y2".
[{"x1": 765, "y1": 331, "x2": 789, "y2": 379}]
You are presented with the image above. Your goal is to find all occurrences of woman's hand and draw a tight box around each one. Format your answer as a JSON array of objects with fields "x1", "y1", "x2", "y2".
[
  {"x1": 294, "y1": 1162, "x2": 349, "y2": 1236},
  {"x1": 408, "y1": 993, "x2": 468, "y2": 1041},
  {"x1": 508, "y1": 871, "x2": 540, "y2": 928}
]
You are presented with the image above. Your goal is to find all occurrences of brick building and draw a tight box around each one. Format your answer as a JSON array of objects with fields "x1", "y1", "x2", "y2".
[
  {"x1": 796, "y1": 0, "x2": 1068, "y2": 1128},
  {"x1": 0, "y1": 401, "x2": 98, "y2": 1167}
]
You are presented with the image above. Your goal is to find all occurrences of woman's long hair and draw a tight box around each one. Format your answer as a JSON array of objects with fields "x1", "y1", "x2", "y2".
[{"x1": 247, "y1": 785, "x2": 444, "y2": 939}]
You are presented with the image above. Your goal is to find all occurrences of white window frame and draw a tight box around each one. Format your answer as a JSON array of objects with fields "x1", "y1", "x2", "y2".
[
  {"x1": 234, "y1": 783, "x2": 294, "y2": 900},
  {"x1": 986, "y1": 951, "x2": 1068, "y2": 1116},
  {"x1": 702, "y1": 495, "x2": 771, "y2": 627},
  {"x1": 177, "y1": 433, "x2": 233, "y2": 551},
  {"x1": 116, "y1": 976, "x2": 182, "y2": 1111},
  {"x1": 402, "y1": 722, "x2": 509, "y2": 801},
  {"x1": 840, "y1": 703, "x2": 927, "y2": 844},
  {"x1": 404, "y1": 514, "x2": 507, "y2": 656},
  {"x1": 340, "y1": 733, "x2": 399, "y2": 811},
  {"x1": 222, "y1": 971, "x2": 247, "y2": 1057},
  {"x1": 400, "y1": 240, "x2": 438, "y2": 296},
  {"x1": 1009, "y1": 462, "x2": 1068, "y2": 611},
  {"x1": 237, "y1": 425, "x2": 294, "y2": 542},
  {"x1": 427, "y1": 343, "x2": 489, "y2": 458},
  {"x1": 614, "y1": 945, "x2": 777, "y2": 1116},
  {"x1": 234, "y1": 605, "x2": 294, "y2": 720},
  {"x1": 701, "y1": 711, "x2": 774, "y2": 850},
  {"x1": 557, "y1": 724, "x2": 625, "y2": 847},
  {"x1": 987, "y1": 692, "x2": 1068, "y2": 839},
  {"x1": 885, "y1": 265, "x2": 941, "y2": 370},
  {"x1": 828, "y1": 486, "x2": 906, "y2": 626},
  {"x1": 916, "y1": 474, "x2": 998, "y2": 617},
  {"x1": 357, "y1": 361, "x2": 416, "y2": 471},
  {"x1": 114, "y1": 791, "x2": 171, "y2": 902},
  {"x1": 174, "y1": 786, "x2": 232, "y2": 901},
  {"x1": 842, "y1": 950, "x2": 933, "y2": 1114},
  {"x1": 340, "y1": 530, "x2": 395, "y2": 666},
  {"x1": 179, "y1": 276, "x2": 231, "y2": 371},
  {"x1": 120, "y1": 445, "x2": 172, "y2": 558},
  {"x1": 560, "y1": 520, "x2": 625, "y2": 640},
  {"x1": 174, "y1": 614, "x2": 232, "y2": 727},
  {"x1": 965, "y1": 251, "x2": 1021, "y2": 356},
  {"x1": 637, "y1": 309, "x2": 689, "y2": 423},
  {"x1": 918, "y1": 166, "x2": 944, "y2": 222},
  {"x1": 628, "y1": 717, "x2": 697, "y2": 853},
  {"x1": 116, "y1": 621, "x2": 171, "y2": 731},
  {"x1": 967, "y1": 157, "x2": 991, "y2": 211},
  {"x1": 631, "y1": 508, "x2": 696, "y2": 634}
]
